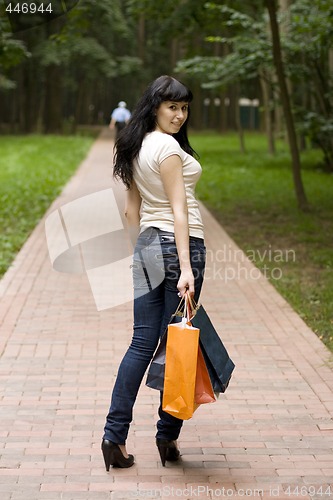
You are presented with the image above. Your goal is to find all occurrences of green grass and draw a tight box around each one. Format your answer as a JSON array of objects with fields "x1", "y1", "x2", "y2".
[
  {"x1": 0, "y1": 135, "x2": 95, "y2": 277},
  {"x1": 190, "y1": 131, "x2": 333, "y2": 352}
]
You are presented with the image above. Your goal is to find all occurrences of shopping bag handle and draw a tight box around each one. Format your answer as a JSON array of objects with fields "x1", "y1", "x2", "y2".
[
  {"x1": 174, "y1": 295, "x2": 185, "y2": 317},
  {"x1": 186, "y1": 292, "x2": 200, "y2": 320},
  {"x1": 173, "y1": 291, "x2": 200, "y2": 321},
  {"x1": 181, "y1": 292, "x2": 195, "y2": 325}
]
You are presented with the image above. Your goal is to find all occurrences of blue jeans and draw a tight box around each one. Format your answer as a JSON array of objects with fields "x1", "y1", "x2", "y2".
[{"x1": 103, "y1": 227, "x2": 206, "y2": 444}]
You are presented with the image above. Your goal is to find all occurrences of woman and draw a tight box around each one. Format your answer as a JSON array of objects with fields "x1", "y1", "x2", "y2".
[{"x1": 102, "y1": 75, "x2": 206, "y2": 470}]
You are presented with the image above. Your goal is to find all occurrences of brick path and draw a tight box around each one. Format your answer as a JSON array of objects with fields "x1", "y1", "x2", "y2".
[{"x1": 0, "y1": 129, "x2": 332, "y2": 500}]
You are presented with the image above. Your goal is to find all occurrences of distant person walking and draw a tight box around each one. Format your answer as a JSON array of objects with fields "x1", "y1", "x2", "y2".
[{"x1": 109, "y1": 101, "x2": 131, "y2": 139}]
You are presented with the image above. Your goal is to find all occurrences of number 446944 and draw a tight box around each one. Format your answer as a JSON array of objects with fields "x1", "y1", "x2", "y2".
[
  {"x1": 5, "y1": 3, "x2": 53, "y2": 14},
  {"x1": 284, "y1": 485, "x2": 332, "y2": 497}
]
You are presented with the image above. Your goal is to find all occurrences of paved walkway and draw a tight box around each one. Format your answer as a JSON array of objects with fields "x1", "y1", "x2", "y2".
[{"x1": 0, "y1": 129, "x2": 332, "y2": 500}]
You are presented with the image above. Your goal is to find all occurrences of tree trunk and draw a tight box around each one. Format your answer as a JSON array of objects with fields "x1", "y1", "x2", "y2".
[
  {"x1": 272, "y1": 72, "x2": 284, "y2": 139},
  {"x1": 26, "y1": 59, "x2": 41, "y2": 132},
  {"x1": 138, "y1": 14, "x2": 146, "y2": 94},
  {"x1": 9, "y1": 68, "x2": 19, "y2": 132},
  {"x1": 17, "y1": 67, "x2": 26, "y2": 132},
  {"x1": 190, "y1": 80, "x2": 202, "y2": 130},
  {"x1": 170, "y1": 38, "x2": 178, "y2": 69},
  {"x1": 218, "y1": 90, "x2": 227, "y2": 132},
  {"x1": 265, "y1": 0, "x2": 308, "y2": 211},
  {"x1": 36, "y1": 83, "x2": 45, "y2": 133},
  {"x1": 262, "y1": 11, "x2": 276, "y2": 153},
  {"x1": 43, "y1": 16, "x2": 67, "y2": 133},
  {"x1": 44, "y1": 64, "x2": 63, "y2": 133},
  {"x1": 260, "y1": 70, "x2": 276, "y2": 155},
  {"x1": 228, "y1": 84, "x2": 237, "y2": 130},
  {"x1": 235, "y1": 84, "x2": 246, "y2": 154},
  {"x1": 329, "y1": 49, "x2": 333, "y2": 110}
]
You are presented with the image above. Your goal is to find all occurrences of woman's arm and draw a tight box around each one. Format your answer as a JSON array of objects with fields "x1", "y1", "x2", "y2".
[
  {"x1": 160, "y1": 154, "x2": 194, "y2": 297},
  {"x1": 125, "y1": 181, "x2": 142, "y2": 247}
]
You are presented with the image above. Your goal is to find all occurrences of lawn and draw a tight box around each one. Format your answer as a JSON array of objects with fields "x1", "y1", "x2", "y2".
[
  {"x1": 190, "y1": 132, "x2": 333, "y2": 352},
  {"x1": 0, "y1": 135, "x2": 95, "y2": 278}
]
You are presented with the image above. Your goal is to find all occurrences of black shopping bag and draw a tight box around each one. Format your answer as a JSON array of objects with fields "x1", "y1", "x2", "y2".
[
  {"x1": 145, "y1": 332, "x2": 167, "y2": 391},
  {"x1": 192, "y1": 305, "x2": 235, "y2": 393}
]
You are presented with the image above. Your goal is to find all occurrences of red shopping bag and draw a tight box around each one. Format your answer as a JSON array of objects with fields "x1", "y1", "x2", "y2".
[{"x1": 195, "y1": 346, "x2": 216, "y2": 404}]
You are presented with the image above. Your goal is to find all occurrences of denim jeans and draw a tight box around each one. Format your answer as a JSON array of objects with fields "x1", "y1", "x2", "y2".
[{"x1": 103, "y1": 227, "x2": 206, "y2": 444}]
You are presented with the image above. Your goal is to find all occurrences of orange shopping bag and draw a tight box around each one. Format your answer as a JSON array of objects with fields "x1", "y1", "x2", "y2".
[{"x1": 162, "y1": 296, "x2": 200, "y2": 420}]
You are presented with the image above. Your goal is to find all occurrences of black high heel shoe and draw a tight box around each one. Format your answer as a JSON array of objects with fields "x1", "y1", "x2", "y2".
[
  {"x1": 156, "y1": 438, "x2": 180, "y2": 467},
  {"x1": 101, "y1": 439, "x2": 134, "y2": 471}
]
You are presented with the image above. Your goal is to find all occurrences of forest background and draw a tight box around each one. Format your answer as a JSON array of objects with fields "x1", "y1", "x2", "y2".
[{"x1": 1, "y1": 0, "x2": 332, "y2": 169}]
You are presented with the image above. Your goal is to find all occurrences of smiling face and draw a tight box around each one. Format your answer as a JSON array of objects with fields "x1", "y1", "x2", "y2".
[{"x1": 155, "y1": 101, "x2": 189, "y2": 135}]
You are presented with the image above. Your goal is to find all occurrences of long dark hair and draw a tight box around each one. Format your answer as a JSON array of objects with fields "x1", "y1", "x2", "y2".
[{"x1": 113, "y1": 75, "x2": 197, "y2": 189}]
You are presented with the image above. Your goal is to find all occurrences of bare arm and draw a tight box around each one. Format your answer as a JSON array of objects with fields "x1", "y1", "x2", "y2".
[
  {"x1": 124, "y1": 181, "x2": 142, "y2": 247},
  {"x1": 109, "y1": 117, "x2": 116, "y2": 130},
  {"x1": 160, "y1": 154, "x2": 194, "y2": 297}
]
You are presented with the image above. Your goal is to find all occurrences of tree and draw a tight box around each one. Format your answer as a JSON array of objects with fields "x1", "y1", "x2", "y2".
[
  {"x1": 0, "y1": 0, "x2": 141, "y2": 132},
  {"x1": 285, "y1": 0, "x2": 333, "y2": 171},
  {"x1": 264, "y1": 0, "x2": 308, "y2": 211},
  {"x1": 176, "y1": 1, "x2": 311, "y2": 210},
  {"x1": 0, "y1": 14, "x2": 30, "y2": 132},
  {"x1": 0, "y1": 16, "x2": 28, "y2": 91},
  {"x1": 127, "y1": 0, "x2": 224, "y2": 128},
  {"x1": 175, "y1": 3, "x2": 275, "y2": 152}
]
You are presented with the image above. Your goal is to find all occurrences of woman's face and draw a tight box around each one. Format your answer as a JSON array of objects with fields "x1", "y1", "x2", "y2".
[{"x1": 155, "y1": 101, "x2": 189, "y2": 135}]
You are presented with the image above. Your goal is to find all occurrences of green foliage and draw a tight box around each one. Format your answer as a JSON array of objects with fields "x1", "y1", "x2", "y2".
[
  {"x1": 1, "y1": 0, "x2": 332, "y2": 141},
  {"x1": 128, "y1": 0, "x2": 209, "y2": 39},
  {"x1": 286, "y1": 0, "x2": 333, "y2": 169},
  {"x1": 0, "y1": 135, "x2": 94, "y2": 277},
  {"x1": 0, "y1": 16, "x2": 29, "y2": 89},
  {"x1": 300, "y1": 112, "x2": 333, "y2": 170},
  {"x1": 0, "y1": 0, "x2": 143, "y2": 131},
  {"x1": 33, "y1": 0, "x2": 141, "y2": 76},
  {"x1": 176, "y1": 3, "x2": 270, "y2": 87},
  {"x1": 191, "y1": 132, "x2": 333, "y2": 351},
  {"x1": 127, "y1": 0, "x2": 216, "y2": 77},
  {"x1": 178, "y1": 0, "x2": 333, "y2": 169},
  {"x1": 287, "y1": 0, "x2": 333, "y2": 57}
]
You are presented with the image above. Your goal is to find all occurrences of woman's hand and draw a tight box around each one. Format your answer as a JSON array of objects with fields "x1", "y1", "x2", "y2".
[{"x1": 177, "y1": 268, "x2": 195, "y2": 297}]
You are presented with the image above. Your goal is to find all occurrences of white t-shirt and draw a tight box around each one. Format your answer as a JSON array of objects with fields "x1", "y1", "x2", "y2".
[{"x1": 133, "y1": 130, "x2": 204, "y2": 239}]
